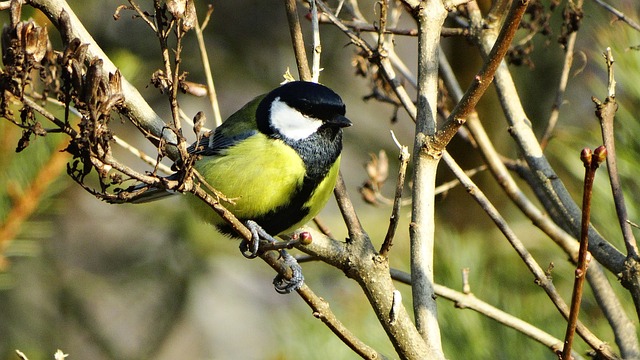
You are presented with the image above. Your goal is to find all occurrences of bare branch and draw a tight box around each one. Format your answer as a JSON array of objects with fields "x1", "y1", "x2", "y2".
[
  {"x1": 562, "y1": 146, "x2": 606, "y2": 359},
  {"x1": 593, "y1": 48, "x2": 640, "y2": 321},
  {"x1": 439, "y1": 0, "x2": 531, "y2": 150},
  {"x1": 380, "y1": 135, "x2": 410, "y2": 257},
  {"x1": 470, "y1": 0, "x2": 627, "y2": 277},
  {"x1": 390, "y1": 269, "x2": 585, "y2": 360},
  {"x1": 408, "y1": 2, "x2": 447, "y2": 353},
  {"x1": 258, "y1": 251, "x2": 385, "y2": 360},
  {"x1": 310, "y1": 0, "x2": 321, "y2": 82},
  {"x1": 194, "y1": 5, "x2": 222, "y2": 127},
  {"x1": 591, "y1": 0, "x2": 640, "y2": 32},
  {"x1": 443, "y1": 152, "x2": 618, "y2": 359},
  {"x1": 284, "y1": 0, "x2": 312, "y2": 81}
]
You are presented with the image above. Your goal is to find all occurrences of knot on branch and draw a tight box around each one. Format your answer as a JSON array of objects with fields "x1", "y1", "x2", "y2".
[{"x1": 620, "y1": 256, "x2": 640, "y2": 293}]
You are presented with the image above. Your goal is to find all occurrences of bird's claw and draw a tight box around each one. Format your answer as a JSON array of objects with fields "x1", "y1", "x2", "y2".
[
  {"x1": 239, "y1": 220, "x2": 277, "y2": 258},
  {"x1": 239, "y1": 220, "x2": 305, "y2": 294},
  {"x1": 273, "y1": 250, "x2": 304, "y2": 294}
]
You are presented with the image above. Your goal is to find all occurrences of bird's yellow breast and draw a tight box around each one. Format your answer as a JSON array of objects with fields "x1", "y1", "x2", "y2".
[{"x1": 187, "y1": 132, "x2": 339, "y2": 235}]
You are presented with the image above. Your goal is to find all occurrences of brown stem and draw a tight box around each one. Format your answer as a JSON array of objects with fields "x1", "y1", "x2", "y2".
[
  {"x1": 439, "y1": 0, "x2": 530, "y2": 150},
  {"x1": 443, "y1": 151, "x2": 618, "y2": 359},
  {"x1": 562, "y1": 146, "x2": 605, "y2": 359}
]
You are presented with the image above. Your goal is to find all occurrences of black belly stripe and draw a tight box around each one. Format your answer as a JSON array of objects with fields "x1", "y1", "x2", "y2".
[{"x1": 217, "y1": 127, "x2": 342, "y2": 237}]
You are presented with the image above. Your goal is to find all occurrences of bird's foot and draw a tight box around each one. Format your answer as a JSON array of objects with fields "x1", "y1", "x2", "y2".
[
  {"x1": 239, "y1": 220, "x2": 277, "y2": 259},
  {"x1": 273, "y1": 250, "x2": 304, "y2": 294},
  {"x1": 239, "y1": 220, "x2": 305, "y2": 294}
]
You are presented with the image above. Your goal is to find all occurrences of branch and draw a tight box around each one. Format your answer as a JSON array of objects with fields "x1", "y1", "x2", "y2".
[
  {"x1": 27, "y1": 0, "x2": 178, "y2": 157},
  {"x1": 593, "y1": 47, "x2": 640, "y2": 321},
  {"x1": 540, "y1": 11, "x2": 580, "y2": 149},
  {"x1": 390, "y1": 269, "x2": 585, "y2": 360},
  {"x1": 443, "y1": 152, "x2": 618, "y2": 359},
  {"x1": 438, "y1": 0, "x2": 530, "y2": 150},
  {"x1": 471, "y1": 1, "x2": 627, "y2": 277},
  {"x1": 194, "y1": 5, "x2": 222, "y2": 127},
  {"x1": 439, "y1": 47, "x2": 639, "y2": 356},
  {"x1": 380, "y1": 135, "x2": 410, "y2": 257},
  {"x1": 258, "y1": 250, "x2": 385, "y2": 360},
  {"x1": 591, "y1": 0, "x2": 640, "y2": 32},
  {"x1": 284, "y1": 0, "x2": 312, "y2": 81},
  {"x1": 562, "y1": 146, "x2": 606, "y2": 359},
  {"x1": 594, "y1": 49, "x2": 638, "y2": 258},
  {"x1": 309, "y1": 0, "x2": 321, "y2": 82},
  {"x1": 293, "y1": 227, "x2": 433, "y2": 359},
  {"x1": 408, "y1": 1, "x2": 447, "y2": 354},
  {"x1": 317, "y1": 17, "x2": 469, "y2": 37}
]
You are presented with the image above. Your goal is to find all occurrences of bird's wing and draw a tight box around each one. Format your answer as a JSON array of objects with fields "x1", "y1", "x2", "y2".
[
  {"x1": 189, "y1": 129, "x2": 258, "y2": 156},
  {"x1": 189, "y1": 93, "x2": 266, "y2": 156}
]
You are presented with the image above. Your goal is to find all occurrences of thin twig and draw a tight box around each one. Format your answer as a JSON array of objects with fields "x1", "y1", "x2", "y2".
[
  {"x1": 380, "y1": 133, "x2": 409, "y2": 257},
  {"x1": 22, "y1": 96, "x2": 77, "y2": 137},
  {"x1": 594, "y1": 48, "x2": 638, "y2": 258},
  {"x1": 315, "y1": 0, "x2": 374, "y2": 58},
  {"x1": 318, "y1": 18, "x2": 467, "y2": 37},
  {"x1": 334, "y1": 172, "x2": 365, "y2": 239},
  {"x1": 127, "y1": 0, "x2": 157, "y2": 32},
  {"x1": 540, "y1": 0, "x2": 581, "y2": 150},
  {"x1": 284, "y1": 0, "x2": 312, "y2": 81},
  {"x1": 562, "y1": 146, "x2": 605, "y2": 359},
  {"x1": 112, "y1": 136, "x2": 173, "y2": 175},
  {"x1": 442, "y1": 151, "x2": 618, "y2": 359},
  {"x1": 376, "y1": 0, "x2": 388, "y2": 54},
  {"x1": 194, "y1": 5, "x2": 222, "y2": 127},
  {"x1": 591, "y1": 0, "x2": 640, "y2": 32},
  {"x1": 390, "y1": 269, "x2": 585, "y2": 360},
  {"x1": 593, "y1": 48, "x2": 640, "y2": 322},
  {"x1": 440, "y1": 0, "x2": 531, "y2": 150},
  {"x1": 155, "y1": 3, "x2": 188, "y2": 160},
  {"x1": 309, "y1": 0, "x2": 321, "y2": 82},
  {"x1": 312, "y1": 216, "x2": 334, "y2": 238}
]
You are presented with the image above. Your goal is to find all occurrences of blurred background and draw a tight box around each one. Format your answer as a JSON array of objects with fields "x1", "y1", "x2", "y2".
[{"x1": 1, "y1": 1, "x2": 640, "y2": 359}]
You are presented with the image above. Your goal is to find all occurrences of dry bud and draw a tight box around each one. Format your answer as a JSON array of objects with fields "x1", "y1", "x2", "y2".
[
  {"x1": 182, "y1": 0, "x2": 197, "y2": 32},
  {"x1": 167, "y1": 0, "x2": 187, "y2": 18},
  {"x1": 193, "y1": 111, "x2": 205, "y2": 135},
  {"x1": 182, "y1": 80, "x2": 207, "y2": 97},
  {"x1": 21, "y1": 20, "x2": 49, "y2": 62}
]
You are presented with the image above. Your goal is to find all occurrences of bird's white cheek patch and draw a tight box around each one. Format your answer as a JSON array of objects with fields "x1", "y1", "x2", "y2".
[{"x1": 270, "y1": 98, "x2": 323, "y2": 140}]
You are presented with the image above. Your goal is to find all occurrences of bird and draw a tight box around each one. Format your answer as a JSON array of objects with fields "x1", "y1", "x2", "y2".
[{"x1": 113, "y1": 81, "x2": 351, "y2": 292}]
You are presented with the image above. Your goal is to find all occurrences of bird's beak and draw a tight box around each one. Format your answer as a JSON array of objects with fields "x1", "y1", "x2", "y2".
[{"x1": 327, "y1": 114, "x2": 352, "y2": 128}]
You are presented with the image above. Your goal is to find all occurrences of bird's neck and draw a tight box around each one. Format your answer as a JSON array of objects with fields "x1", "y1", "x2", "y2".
[{"x1": 287, "y1": 128, "x2": 343, "y2": 181}]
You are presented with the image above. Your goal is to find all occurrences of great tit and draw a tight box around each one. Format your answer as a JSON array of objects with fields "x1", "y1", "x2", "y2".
[{"x1": 116, "y1": 81, "x2": 351, "y2": 292}]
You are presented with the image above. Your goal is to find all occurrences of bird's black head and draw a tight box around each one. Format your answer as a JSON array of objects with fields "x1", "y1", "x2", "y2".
[
  {"x1": 256, "y1": 81, "x2": 352, "y2": 181},
  {"x1": 256, "y1": 81, "x2": 352, "y2": 141}
]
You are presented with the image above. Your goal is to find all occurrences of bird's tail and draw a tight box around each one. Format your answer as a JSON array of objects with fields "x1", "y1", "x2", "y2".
[{"x1": 106, "y1": 174, "x2": 180, "y2": 204}]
